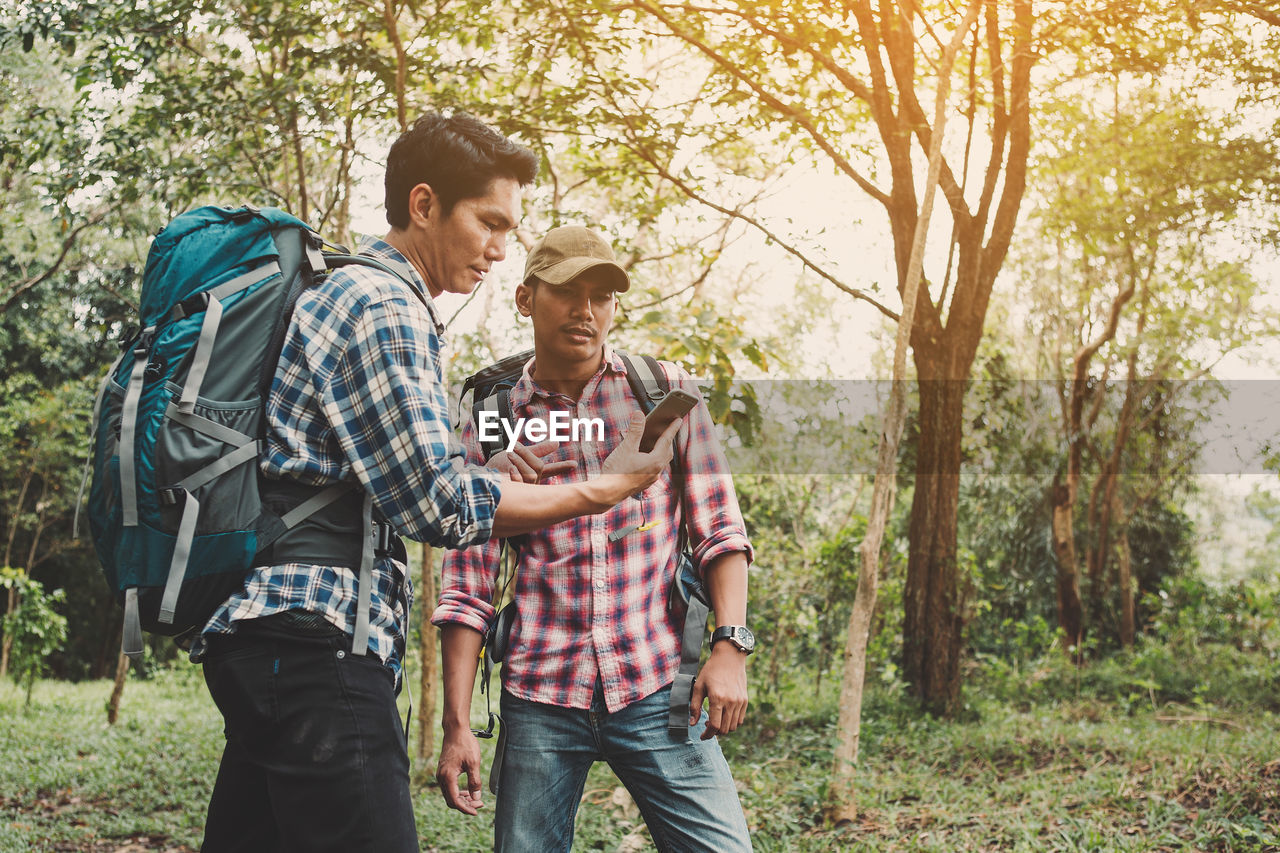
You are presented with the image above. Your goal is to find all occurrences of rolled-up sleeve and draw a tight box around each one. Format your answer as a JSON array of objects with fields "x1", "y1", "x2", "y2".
[
  {"x1": 432, "y1": 410, "x2": 503, "y2": 633},
  {"x1": 307, "y1": 292, "x2": 503, "y2": 548},
  {"x1": 669, "y1": 366, "x2": 754, "y2": 572}
]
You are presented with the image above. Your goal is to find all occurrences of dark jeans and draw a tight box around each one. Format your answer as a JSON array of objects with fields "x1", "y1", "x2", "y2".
[{"x1": 200, "y1": 620, "x2": 418, "y2": 853}]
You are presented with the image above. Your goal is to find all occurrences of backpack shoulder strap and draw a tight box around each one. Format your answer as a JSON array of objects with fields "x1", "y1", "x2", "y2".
[
  {"x1": 616, "y1": 351, "x2": 670, "y2": 415},
  {"x1": 615, "y1": 352, "x2": 711, "y2": 735},
  {"x1": 325, "y1": 253, "x2": 431, "y2": 312}
]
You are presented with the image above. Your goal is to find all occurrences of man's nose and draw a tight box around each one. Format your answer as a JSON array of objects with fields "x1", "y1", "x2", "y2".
[{"x1": 488, "y1": 232, "x2": 507, "y2": 262}]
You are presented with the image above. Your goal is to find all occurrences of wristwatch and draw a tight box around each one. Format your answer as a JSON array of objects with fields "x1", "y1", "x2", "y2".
[{"x1": 711, "y1": 625, "x2": 756, "y2": 655}]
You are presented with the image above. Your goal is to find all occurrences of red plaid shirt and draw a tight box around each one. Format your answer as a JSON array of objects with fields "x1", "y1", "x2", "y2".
[{"x1": 432, "y1": 348, "x2": 752, "y2": 712}]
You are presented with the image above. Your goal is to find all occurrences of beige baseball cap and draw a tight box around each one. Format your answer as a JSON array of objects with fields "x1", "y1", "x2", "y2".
[{"x1": 522, "y1": 225, "x2": 630, "y2": 292}]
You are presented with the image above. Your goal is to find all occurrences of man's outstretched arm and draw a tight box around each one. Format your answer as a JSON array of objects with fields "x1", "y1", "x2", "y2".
[{"x1": 488, "y1": 413, "x2": 681, "y2": 538}]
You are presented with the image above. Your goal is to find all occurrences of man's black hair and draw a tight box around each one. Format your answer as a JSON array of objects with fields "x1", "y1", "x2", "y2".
[{"x1": 384, "y1": 111, "x2": 539, "y2": 228}]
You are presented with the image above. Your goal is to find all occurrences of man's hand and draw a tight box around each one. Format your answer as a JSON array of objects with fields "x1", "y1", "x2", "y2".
[
  {"x1": 436, "y1": 726, "x2": 486, "y2": 815},
  {"x1": 690, "y1": 641, "x2": 748, "y2": 740},
  {"x1": 592, "y1": 412, "x2": 680, "y2": 508},
  {"x1": 489, "y1": 440, "x2": 577, "y2": 483}
]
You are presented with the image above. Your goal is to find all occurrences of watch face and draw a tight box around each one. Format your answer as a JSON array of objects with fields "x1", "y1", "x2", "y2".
[{"x1": 735, "y1": 627, "x2": 756, "y2": 652}]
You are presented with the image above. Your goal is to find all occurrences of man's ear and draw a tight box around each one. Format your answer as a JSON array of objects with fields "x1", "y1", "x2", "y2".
[
  {"x1": 407, "y1": 183, "x2": 436, "y2": 229},
  {"x1": 514, "y1": 281, "x2": 534, "y2": 317}
]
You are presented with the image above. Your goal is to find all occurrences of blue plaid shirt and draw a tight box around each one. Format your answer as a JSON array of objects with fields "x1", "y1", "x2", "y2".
[{"x1": 190, "y1": 237, "x2": 503, "y2": 674}]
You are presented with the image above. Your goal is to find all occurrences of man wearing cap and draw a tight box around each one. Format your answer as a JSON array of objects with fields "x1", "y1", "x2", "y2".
[
  {"x1": 433, "y1": 225, "x2": 755, "y2": 852},
  {"x1": 193, "y1": 116, "x2": 677, "y2": 853}
]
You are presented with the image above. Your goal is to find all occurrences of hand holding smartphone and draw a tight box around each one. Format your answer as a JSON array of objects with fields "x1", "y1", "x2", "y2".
[{"x1": 639, "y1": 389, "x2": 699, "y2": 452}]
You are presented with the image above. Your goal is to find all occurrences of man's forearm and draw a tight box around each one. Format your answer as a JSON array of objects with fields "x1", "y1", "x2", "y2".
[
  {"x1": 704, "y1": 551, "x2": 749, "y2": 626},
  {"x1": 440, "y1": 625, "x2": 484, "y2": 732},
  {"x1": 490, "y1": 479, "x2": 618, "y2": 539}
]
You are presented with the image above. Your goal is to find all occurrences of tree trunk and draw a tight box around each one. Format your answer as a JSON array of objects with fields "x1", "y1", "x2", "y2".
[
  {"x1": 902, "y1": 373, "x2": 969, "y2": 716},
  {"x1": 1087, "y1": 307, "x2": 1145, "y2": 641},
  {"x1": 1049, "y1": 256, "x2": 1135, "y2": 657},
  {"x1": 827, "y1": 5, "x2": 979, "y2": 817},
  {"x1": 1050, "y1": 479, "x2": 1085, "y2": 654},
  {"x1": 382, "y1": 0, "x2": 410, "y2": 134},
  {"x1": 107, "y1": 650, "x2": 128, "y2": 726},
  {"x1": 417, "y1": 544, "x2": 439, "y2": 763},
  {"x1": 892, "y1": 0, "x2": 1033, "y2": 717},
  {"x1": 1117, "y1": 517, "x2": 1135, "y2": 649},
  {"x1": 0, "y1": 586, "x2": 17, "y2": 680}
]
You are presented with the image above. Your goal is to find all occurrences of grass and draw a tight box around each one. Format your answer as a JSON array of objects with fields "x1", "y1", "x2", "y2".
[{"x1": 1, "y1": 664, "x2": 1278, "y2": 852}]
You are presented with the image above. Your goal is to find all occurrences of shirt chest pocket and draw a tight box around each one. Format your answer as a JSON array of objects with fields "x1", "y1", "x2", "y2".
[{"x1": 640, "y1": 466, "x2": 676, "y2": 499}]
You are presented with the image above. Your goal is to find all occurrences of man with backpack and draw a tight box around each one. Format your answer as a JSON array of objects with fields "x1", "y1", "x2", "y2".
[
  {"x1": 188, "y1": 115, "x2": 679, "y2": 852},
  {"x1": 433, "y1": 225, "x2": 756, "y2": 852}
]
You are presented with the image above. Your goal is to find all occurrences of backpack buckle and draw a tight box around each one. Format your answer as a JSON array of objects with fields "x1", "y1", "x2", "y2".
[
  {"x1": 373, "y1": 521, "x2": 396, "y2": 557},
  {"x1": 159, "y1": 487, "x2": 184, "y2": 507},
  {"x1": 170, "y1": 291, "x2": 211, "y2": 322},
  {"x1": 132, "y1": 328, "x2": 156, "y2": 358}
]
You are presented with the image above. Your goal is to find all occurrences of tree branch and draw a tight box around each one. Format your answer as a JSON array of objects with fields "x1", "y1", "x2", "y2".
[
  {"x1": 1231, "y1": 1, "x2": 1280, "y2": 27},
  {"x1": 2, "y1": 211, "x2": 108, "y2": 312},
  {"x1": 632, "y1": 151, "x2": 900, "y2": 321},
  {"x1": 628, "y1": 0, "x2": 891, "y2": 207},
  {"x1": 659, "y1": 3, "x2": 878, "y2": 105}
]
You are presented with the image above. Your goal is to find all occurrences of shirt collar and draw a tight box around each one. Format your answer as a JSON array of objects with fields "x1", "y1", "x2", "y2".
[
  {"x1": 356, "y1": 235, "x2": 446, "y2": 337},
  {"x1": 511, "y1": 345, "x2": 625, "y2": 410}
]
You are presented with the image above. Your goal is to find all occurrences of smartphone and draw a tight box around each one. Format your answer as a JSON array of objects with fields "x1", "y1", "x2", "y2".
[{"x1": 639, "y1": 389, "x2": 699, "y2": 452}]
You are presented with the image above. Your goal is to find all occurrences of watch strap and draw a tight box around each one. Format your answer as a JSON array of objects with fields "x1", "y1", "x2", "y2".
[{"x1": 712, "y1": 625, "x2": 753, "y2": 653}]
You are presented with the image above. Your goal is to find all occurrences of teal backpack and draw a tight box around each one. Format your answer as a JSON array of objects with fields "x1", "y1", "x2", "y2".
[{"x1": 84, "y1": 205, "x2": 411, "y2": 662}]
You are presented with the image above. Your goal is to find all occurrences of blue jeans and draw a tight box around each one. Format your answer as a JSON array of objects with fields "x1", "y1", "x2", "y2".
[{"x1": 495, "y1": 682, "x2": 752, "y2": 853}]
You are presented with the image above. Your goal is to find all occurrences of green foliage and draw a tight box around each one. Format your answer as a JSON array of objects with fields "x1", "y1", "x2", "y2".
[
  {"x1": 0, "y1": 268, "x2": 129, "y2": 680},
  {"x1": 617, "y1": 301, "x2": 766, "y2": 444},
  {"x1": 955, "y1": 334, "x2": 1206, "y2": 657},
  {"x1": 955, "y1": 349, "x2": 1063, "y2": 655},
  {"x1": 1, "y1": 566, "x2": 68, "y2": 707},
  {"x1": 1145, "y1": 574, "x2": 1280, "y2": 656},
  {"x1": 3, "y1": 0, "x2": 1280, "y2": 720},
  {"x1": 990, "y1": 17, "x2": 1280, "y2": 654},
  {"x1": 731, "y1": 379, "x2": 893, "y2": 698},
  {"x1": 4, "y1": 665, "x2": 1279, "y2": 851},
  {"x1": 0, "y1": 669, "x2": 219, "y2": 849},
  {"x1": 1241, "y1": 485, "x2": 1280, "y2": 582},
  {"x1": 972, "y1": 571, "x2": 1280, "y2": 714}
]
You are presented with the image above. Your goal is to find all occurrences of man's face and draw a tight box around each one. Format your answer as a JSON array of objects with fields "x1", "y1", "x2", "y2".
[
  {"x1": 517, "y1": 273, "x2": 619, "y2": 371},
  {"x1": 419, "y1": 176, "x2": 521, "y2": 298}
]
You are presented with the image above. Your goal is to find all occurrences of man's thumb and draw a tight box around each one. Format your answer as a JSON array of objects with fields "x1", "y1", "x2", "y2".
[
  {"x1": 619, "y1": 411, "x2": 645, "y2": 448},
  {"x1": 689, "y1": 680, "x2": 704, "y2": 724}
]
